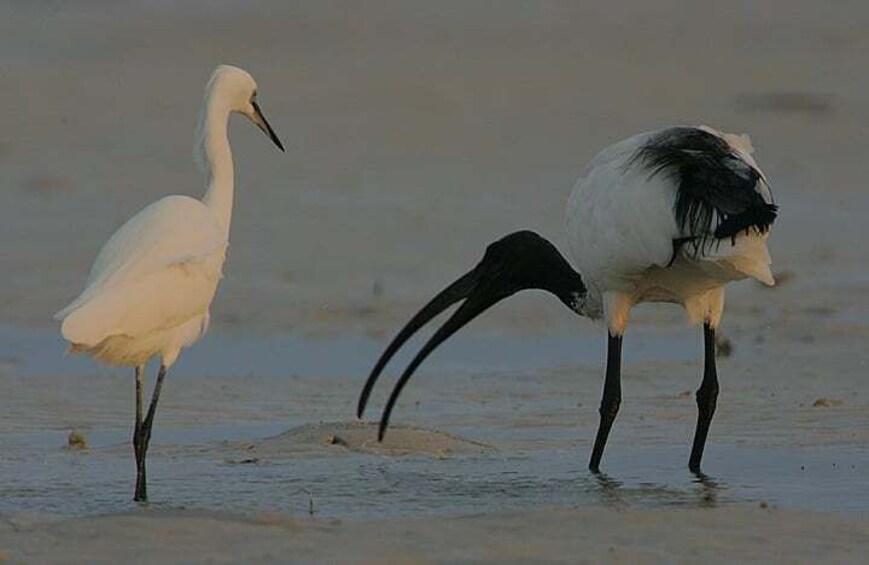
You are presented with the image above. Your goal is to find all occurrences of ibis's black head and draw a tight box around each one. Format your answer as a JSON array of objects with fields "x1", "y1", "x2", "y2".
[
  {"x1": 357, "y1": 230, "x2": 586, "y2": 440},
  {"x1": 477, "y1": 231, "x2": 587, "y2": 312}
]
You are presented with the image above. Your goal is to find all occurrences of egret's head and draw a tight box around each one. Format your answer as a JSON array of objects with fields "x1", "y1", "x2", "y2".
[{"x1": 207, "y1": 64, "x2": 284, "y2": 151}]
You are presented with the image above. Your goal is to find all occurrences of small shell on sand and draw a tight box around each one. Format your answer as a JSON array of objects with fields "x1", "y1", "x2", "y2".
[
  {"x1": 67, "y1": 430, "x2": 88, "y2": 450},
  {"x1": 812, "y1": 398, "x2": 844, "y2": 408}
]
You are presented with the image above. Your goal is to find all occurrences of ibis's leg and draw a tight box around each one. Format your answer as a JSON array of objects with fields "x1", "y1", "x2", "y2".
[
  {"x1": 689, "y1": 323, "x2": 719, "y2": 473},
  {"x1": 133, "y1": 364, "x2": 167, "y2": 502},
  {"x1": 589, "y1": 333, "x2": 622, "y2": 472}
]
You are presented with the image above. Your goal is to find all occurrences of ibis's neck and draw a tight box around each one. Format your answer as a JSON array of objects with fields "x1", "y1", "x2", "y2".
[{"x1": 197, "y1": 96, "x2": 235, "y2": 237}]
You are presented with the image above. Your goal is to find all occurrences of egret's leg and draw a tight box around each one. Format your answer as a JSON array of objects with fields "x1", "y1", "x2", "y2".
[
  {"x1": 133, "y1": 365, "x2": 145, "y2": 500},
  {"x1": 689, "y1": 323, "x2": 719, "y2": 473},
  {"x1": 134, "y1": 364, "x2": 167, "y2": 502},
  {"x1": 589, "y1": 333, "x2": 622, "y2": 472}
]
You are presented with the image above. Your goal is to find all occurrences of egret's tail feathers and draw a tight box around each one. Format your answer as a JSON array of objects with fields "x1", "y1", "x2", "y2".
[
  {"x1": 67, "y1": 342, "x2": 89, "y2": 355},
  {"x1": 54, "y1": 299, "x2": 81, "y2": 322},
  {"x1": 56, "y1": 294, "x2": 100, "y2": 349},
  {"x1": 62, "y1": 333, "x2": 145, "y2": 367},
  {"x1": 54, "y1": 281, "x2": 110, "y2": 323},
  {"x1": 56, "y1": 286, "x2": 132, "y2": 347},
  {"x1": 59, "y1": 306, "x2": 104, "y2": 348}
]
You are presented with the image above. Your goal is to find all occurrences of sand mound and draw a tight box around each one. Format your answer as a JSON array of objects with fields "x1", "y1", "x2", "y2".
[{"x1": 228, "y1": 421, "x2": 491, "y2": 459}]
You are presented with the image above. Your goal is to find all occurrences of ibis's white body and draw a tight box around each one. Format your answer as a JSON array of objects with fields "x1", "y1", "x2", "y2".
[
  {"x1": 54, "y1": 65, "x2": 266, "y2": 369},
  {"x1": 566, "y1": 126, "x2": 775, "y2": 334}
]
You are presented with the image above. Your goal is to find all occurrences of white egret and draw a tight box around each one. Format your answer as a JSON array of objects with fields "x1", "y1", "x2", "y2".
[
  {"x1": 358, "y1": 126, "x2": 777, "y2": 474},
  {"x1": 55, "y1": 65, "x2": 284, "y2": 501}
]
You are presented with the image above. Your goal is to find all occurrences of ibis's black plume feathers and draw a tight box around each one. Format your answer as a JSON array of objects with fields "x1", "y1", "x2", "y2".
[
  {"x1": 630, "y1": 127, "x2": 777, "y2": 253},
  {"x1": 357, "y1": 231, "x2": 586, "y2": 440}
]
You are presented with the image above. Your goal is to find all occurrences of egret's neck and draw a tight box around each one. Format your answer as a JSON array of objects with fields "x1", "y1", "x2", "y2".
[{"x1": 196, "y1": 97, "x2": 235, "y2": 236}]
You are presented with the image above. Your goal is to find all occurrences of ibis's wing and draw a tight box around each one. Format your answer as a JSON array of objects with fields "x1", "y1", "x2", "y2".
[
  {"x1": 567, "y1": 126, "x2": 777, "y2": 292},
  {"x1": 630, "y1": 126, "x2": 777, "y2": 242}
]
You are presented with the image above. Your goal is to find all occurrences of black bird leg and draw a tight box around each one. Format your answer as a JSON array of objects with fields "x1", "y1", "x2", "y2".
[
  {"x1": 133, "y1": 364, "x2": 167, "y2": 502},
  {"x1": 133, "y1": 365, "x2": 144, "y2": 497},
  {"x1": 689, "y1": 323, "x2": 719, "y2": 473},
  {"x1": 589, "y1": 333, "x2": 622, "y2": 472}
]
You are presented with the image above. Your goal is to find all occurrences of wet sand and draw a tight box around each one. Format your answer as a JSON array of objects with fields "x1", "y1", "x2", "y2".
[
  {"x1": 2, "y1": 0, "x2": 869, "y2": 562},
  {"x1": 2, "y1": 326, "x2": 868, "y2": 561},
  {"x1": 4, "y1": 505, "x2": 869, "y2": 564}
]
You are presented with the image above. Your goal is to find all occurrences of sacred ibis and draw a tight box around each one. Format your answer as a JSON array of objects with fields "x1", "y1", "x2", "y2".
[{"x1": 357, "y1": 125, "x2": 777, "y2": 473}]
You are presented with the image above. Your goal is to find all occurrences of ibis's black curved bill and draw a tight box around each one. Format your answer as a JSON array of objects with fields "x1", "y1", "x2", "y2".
[
  {"x1": 251, "y1": 100, "x2": 285, "y2": 152},
  {"x1": 356, "y1": 230, "x2": 586, "y2": 441}
]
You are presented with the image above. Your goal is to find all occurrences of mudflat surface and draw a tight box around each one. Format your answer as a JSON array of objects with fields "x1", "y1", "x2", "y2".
[{"x1": 4, "y1": 506, "x2": 869, "y2": 564}]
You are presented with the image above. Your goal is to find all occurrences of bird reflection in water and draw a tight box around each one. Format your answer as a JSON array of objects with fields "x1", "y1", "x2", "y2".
[{"x1": 589, "y1": 470, "x2": 725, "y2": 509}]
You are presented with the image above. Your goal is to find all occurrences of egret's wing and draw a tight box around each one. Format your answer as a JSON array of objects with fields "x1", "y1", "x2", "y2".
[
  {"x1": 88, "y1": 196, "x2": 225, "y2": 292},
  {"x1": 56, "y1": 195, "x2": 228, "y2": 344}
]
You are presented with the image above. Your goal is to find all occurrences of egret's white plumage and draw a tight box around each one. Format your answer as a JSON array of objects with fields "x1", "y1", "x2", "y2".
[
  {"x1": 358, "y1": 124, "x2": 778, "y2": 474},
  {"x1": 55, "y1": 64, "x2": 284, "y2": 501},
  {"x1": 56, "y1": 195, "x2": 225, "y2": 367}
]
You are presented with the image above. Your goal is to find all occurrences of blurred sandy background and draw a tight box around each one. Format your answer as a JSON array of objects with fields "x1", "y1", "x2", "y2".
[
  {"x1": 3, "y1": 0, "x2": 868, "y2": 336},
  {"x1": 2, "y1": 1, "x2": 869, "y2": 562}
]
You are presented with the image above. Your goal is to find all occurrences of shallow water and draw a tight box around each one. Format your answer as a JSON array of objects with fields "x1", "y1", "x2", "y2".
[
  {"x1": 1, "y1": 326, "x2": 867, "y2": 518},
  {"x1": 3, "y1": 422, "x2": 868, "y2": 518}
]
